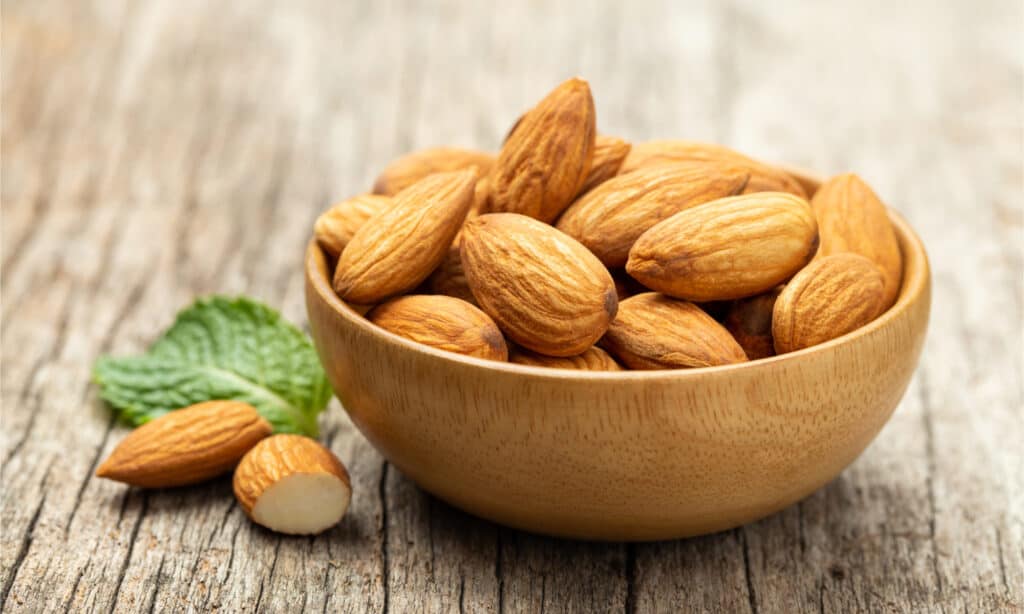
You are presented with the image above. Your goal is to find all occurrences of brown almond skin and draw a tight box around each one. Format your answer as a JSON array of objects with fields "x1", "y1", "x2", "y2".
[
  {"x1": 811, "y1": 173, "x2": 903, "y2": 309},
  {"x1": 461, "y1": 213, "x2": 617, "y2": 357},
  {"x1": 556, "y1": 162, "x2": 750, "y2": 267},
  {"x1": 368, "y1": 295, "x2": 508, "y2": 361},
  {"x1": 96, "y1": 401, "x2": 272, "y2": 488},
  {"x1": 626, "y1": 192, "x2": 819, "y2": 302},
  {"x1": 487, "y1": 78, "x2": 596, "y2": 222},
  {"x1": 772, "y1": 254, "x2": 886, "y2": 354},
  {"x1": 620, "y1": 140, "x2": 806, "y2": 197},
  {"x1": 372, "y1": 147, "x2": 494, "y2": 196},
  {"x1": 577, "y1": 135, "x2": 632, "y2": 195},
  {"x1": 600, "y1": 293, "x2": 748, "y2": 369},
  {"x1": 723, "y1": 287, "x2": 783, "y2": 360},
  {"x1": 233, "y1": 434, "x2": 351, "y2": 531},
  {"x1": 509, "y1": 346, "x2": 622, "y2": 371},
  {"x1": 427, "y1": 238, "x2": 477, "y2": 305},
  {"x1": 334, "y1": 169, "x2": 477, "y2": 304},
  {"x1": 314, "y1": 194, "x2": 392, "y2": 258}
]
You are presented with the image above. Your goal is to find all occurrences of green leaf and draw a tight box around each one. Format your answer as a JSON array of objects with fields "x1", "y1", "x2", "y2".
[{"x1": 93, "y1": 296, "x2": 332, "y2": 436}]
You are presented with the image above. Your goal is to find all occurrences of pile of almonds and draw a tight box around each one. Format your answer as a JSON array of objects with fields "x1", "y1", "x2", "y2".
[{"x1": 317, "y1": 77, "x2": 903, "y2": 369}]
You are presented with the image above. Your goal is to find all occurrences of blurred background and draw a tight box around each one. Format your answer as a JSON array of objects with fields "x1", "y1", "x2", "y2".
[{"x1": 2, "y1": 1, "x2": 1022, "y2": 612}]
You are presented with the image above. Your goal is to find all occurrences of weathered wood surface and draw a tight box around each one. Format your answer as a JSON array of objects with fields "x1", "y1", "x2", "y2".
[{"x1": 1, "y1": 0, "x2": 1021, "y2": 611}]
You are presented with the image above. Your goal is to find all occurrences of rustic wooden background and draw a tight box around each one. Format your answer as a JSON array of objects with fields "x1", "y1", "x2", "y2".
[{"x1": 2, "y1": 0, "x2": 1022, "y2": 612}]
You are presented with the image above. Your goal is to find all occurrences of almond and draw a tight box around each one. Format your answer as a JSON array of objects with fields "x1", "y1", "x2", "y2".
[
  {"x1": 811, "y1": 173, "x2": 903, "y2": 309},
  {"x1": 600, "y1": 293, "x2": 748, "y2": 369},
  {"x1": 723, "y1": 287, "x2": 783, "y2": 360},
  {"x1": 509, "y1": 345, "x2": 622, "y2": 370},
  {"x1": 460, "y1": 213, "x2": 617, "y2": 357},
  {"x1": 556, "y1": 162, "x2": 749, "y2": 267},
  {"x1": 427, "y1": 239, "x2": 477, "y2": 305},
  {"x1": 626, "y1": 192, "x2": 819, "y2": 301},
  {"x1": 367, "y1": 294, "x2": 508, "y2": 361},
  {"x1": 487, "y1": 78, "x2": 596, "y2": 222},
  {"x1": 620, "y1": 140, "x2": 807, "y2": 197},
  {"x1": 772, "y1": 253, "x2": 886, "y2": 354},
  {"x1": 372, "y1": 147, "x2": 494, "y2": 196},
  {"x1": 314, "y1": 194, "x2": 393, "y2": 258},
  {"x1": 334, "y1": 169, "x2": 477, "y2": 304},
  {"x1": 96, "y1": 401, "x2": 272, "y2": 488},
  {"x1": 233, "y1": 434, "x2": 351, "y2": 535},
  {"x1": 577, "y1": 135, "x2": 632, "y2": 195}
]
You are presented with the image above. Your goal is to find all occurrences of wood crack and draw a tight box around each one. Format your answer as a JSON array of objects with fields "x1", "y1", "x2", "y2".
[
  {"x1": 739, "y1": 528, "x2": 759, "y2": 614},
  {"x1": 0, "y1": 492, "x2": 48, "y2": 608},
  {"x1": 624, "y1": 543, "x2": 637, "y2": 614},
  {"x1": 109, "y1": 491, "x2": 149, "y2": 612},
  {"x1": 379, "y1": 461, "x2": 390, "y2": 614}
]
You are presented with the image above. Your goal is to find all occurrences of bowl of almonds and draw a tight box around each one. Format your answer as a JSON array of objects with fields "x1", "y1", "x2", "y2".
[{"x1": 304, "y1": 78, "x2": 931, "y2": 540}]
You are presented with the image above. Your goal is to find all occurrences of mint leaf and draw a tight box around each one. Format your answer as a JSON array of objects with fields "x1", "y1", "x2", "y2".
[{"x1": 93, "y1": 296, "x2": 332, "y2": 436}]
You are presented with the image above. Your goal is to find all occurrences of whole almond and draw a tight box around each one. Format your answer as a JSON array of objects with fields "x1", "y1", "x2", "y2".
[
  {"x1": 600, "y1": 293, "x2": 748, "y2": 369},
  {"x1": 772, "y1": 253, "x2": 886, "y2": 354},
  {"x1": 811, "y1": 173, "x2": 903, "y2": 309},
  {"x1": 723, "y1": 287, "x2": 783, "y2": 360},
  {"x1": 576, "y1": 135, "x2": 632, "y2": 195},
  {"x1": 460, "y1": 213, "x2": 617, "y2": 357},
  {"x1": 627, "y1": 192, "x2": 819, "y2": 301},
  {"x1": 487, "y1": 78, "x2": 596, "y2": 222},
  {"x1": 509, "y1": 345, "x2": 622, "y2": 370},
  {"x1": 96, "y1": 401, "x2": 272, "y2": 488},
  {"x1": 334, "y1": 169, "x2": 477, "y2": 304},
  {"x1": 314, "y1": 194, "x2": 393, "y2": 257},
  {"x1": 556, "y1": 162, "x2": 749, "y2": 267},
  {"x1": 233, "y1": 434, "x2": 352, "y2": 535},
  {"x1": 373, "y1": 147, "x2": 494, "y2": 196},
  {"x1": 620, "y1": 140, "x2": 807, "y2": 197},
  {"x1": 368, "y1": 294, "x2": 508, "y2": 361}
]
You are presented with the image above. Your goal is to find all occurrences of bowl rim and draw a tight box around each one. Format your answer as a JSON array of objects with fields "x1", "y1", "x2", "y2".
[{"x1": 306, "y1": 195, "x2": 930, "y2": 382}]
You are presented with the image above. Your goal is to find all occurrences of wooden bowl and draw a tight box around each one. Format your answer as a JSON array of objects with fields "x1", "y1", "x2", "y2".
[{"x1": 304, "y1": 177, "x2": 931, "y2": 541}]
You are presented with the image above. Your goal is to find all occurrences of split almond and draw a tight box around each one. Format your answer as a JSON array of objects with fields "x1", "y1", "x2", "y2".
[
  {"x1": 811, "y1": 173, "x2": 903, "y2": 309},
  {"x1": 626, "y1": 192, "x2": 819, "y2": 301},
  {"x1": 557, "y1": 162, "x2": 749, "y2": 267},
  {"x1": 620, "y1": 140, "x2": 807, "y2": 197},
  {"x1": 96, "y1": 401, "x2": 272, "y2": 488},
  {"x1": 600, "y1": 293, "x2": 748, "y2": 369},
  {"x1": 487, "y1": 78, "x2": 596, "y2": 222},
  {"x1": 372, "y1": 147, "x2": 494, "y2": 196},
  {"x1": 509, "y1": 346, "x2": 622, "y2": 371},
  {"x1": 314, "y1": 194, "x2": 392, "y2": 257},
  {"x1": 233, "y1": 434, "x2": 352, "y2": 535},
  {"x1": 334, "y1": 169, "x2": 477, "y2": 304},
  {"x1": 368, "y1": 295, "x2": 508, "y2": 361},
  {"x1": 460, "y1": 213, "x2": 617, "y2": 357},
  {"x1": 772, "y1": 253, "x2": 886, "y2": 354}
]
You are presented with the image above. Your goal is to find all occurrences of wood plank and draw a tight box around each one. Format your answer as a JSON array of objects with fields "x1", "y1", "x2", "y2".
[{"x1": 0, "y1": 0, "x2": 1020, "y2": 612}]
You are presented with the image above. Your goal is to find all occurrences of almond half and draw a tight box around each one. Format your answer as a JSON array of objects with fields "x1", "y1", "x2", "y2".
[
  {"x1": 96, "y1": 401, "x2": 272, "y2": 488},
  {"x1": 233, "y1": 434, "x2": 352, "y2": 535}
]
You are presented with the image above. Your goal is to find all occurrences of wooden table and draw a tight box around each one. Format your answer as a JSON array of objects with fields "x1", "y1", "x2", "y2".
[{"x1": 2, "y1": 1, "x2": 1021, "y2": 612}]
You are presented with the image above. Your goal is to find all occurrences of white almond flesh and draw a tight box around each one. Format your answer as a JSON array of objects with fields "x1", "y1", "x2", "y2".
[{"x1": 233, "y1": 434, "x2": 352, "y2": 536}]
